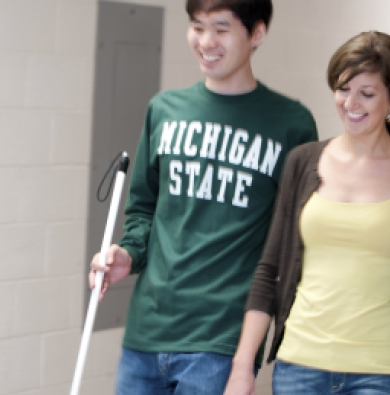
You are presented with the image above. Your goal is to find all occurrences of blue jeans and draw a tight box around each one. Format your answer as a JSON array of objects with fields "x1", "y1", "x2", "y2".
[
  {"x1": 116, "y1": 348, "x2": 245, "y2": 395},
  {"x1": 273, "y1": 359, "x2": 390, "y2": 395}
]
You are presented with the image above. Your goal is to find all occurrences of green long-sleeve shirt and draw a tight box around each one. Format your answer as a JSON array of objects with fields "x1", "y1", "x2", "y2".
[{"x1": 119, "y1": 81, "x2": 318, "y2": 365}]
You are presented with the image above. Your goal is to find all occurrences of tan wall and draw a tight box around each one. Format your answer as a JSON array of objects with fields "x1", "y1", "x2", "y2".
[{"x1": 0, "y1": 1, "x2": 389, "y2": 394}]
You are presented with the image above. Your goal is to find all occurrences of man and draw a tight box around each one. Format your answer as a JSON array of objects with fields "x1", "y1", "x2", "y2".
[{"x1": 90, "y1": 1, "x2": 318, "y2": 394}]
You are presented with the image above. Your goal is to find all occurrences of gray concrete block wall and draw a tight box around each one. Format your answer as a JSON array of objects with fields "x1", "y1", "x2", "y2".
[
  {"x1": 0, "y1": 0, "x2": 98, "y2": 393},
  {"x1": 0, "y1": 0, "x2": 389, "y2": 394}
]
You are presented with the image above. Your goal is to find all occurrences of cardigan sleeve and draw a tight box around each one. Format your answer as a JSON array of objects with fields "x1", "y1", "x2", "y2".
[{"x1": 246, "y1": 147, "x2": 300, "y2": 315}]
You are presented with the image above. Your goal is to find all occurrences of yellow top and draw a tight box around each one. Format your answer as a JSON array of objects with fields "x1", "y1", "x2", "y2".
[{"x1": 277, "y1": 192, "x2": 390, "y2": 374}]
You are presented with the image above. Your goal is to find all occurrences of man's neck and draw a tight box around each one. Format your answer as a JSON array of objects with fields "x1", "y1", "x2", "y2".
[{"x1": 205, "y1": 75, "x2": 257, "y2": 95}]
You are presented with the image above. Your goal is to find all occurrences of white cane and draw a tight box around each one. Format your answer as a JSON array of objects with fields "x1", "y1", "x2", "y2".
[{"x1": 70, "y1": 152, "x2": 129, "y2": 395}]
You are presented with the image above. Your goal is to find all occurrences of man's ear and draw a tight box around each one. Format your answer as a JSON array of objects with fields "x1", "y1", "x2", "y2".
[{"x1": 251, "y1": 21, "x2": 267, "y2": 49}]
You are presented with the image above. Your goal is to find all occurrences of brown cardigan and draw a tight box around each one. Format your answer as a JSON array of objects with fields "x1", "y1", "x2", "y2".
[{"x1": 247, "y1": 139, "x2": 330, "y2": 363}]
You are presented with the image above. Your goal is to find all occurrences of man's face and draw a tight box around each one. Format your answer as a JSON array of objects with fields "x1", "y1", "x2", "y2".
[{"x1": 187, "y1": 9, "x2": 264, "y2": 94}]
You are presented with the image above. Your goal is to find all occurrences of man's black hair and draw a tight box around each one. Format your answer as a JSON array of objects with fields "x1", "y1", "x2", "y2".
[{"x1": 186, "y1": 0, "x2": 273, "y2": 34}]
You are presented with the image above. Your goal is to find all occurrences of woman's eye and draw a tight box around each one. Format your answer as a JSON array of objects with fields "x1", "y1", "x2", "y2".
[
  {"x1": 362, "y1": 92, "x2": 374, "y2": 98},
  {"x1": 338, "y1": 86, "x2": 349, "y2": 92}
]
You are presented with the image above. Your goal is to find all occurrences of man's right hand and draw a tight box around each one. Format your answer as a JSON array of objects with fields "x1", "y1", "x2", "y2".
[{"x1": 89, "y1": 244, "x2": 132, "y2": 301}]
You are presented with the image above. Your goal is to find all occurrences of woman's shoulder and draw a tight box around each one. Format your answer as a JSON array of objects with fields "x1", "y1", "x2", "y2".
[
  {"x1": 288, "y1": 139, "x2": 330, "y2": 163},
  {"x1": 282, "y1": 140, "x2": 331, "y2": 182}
]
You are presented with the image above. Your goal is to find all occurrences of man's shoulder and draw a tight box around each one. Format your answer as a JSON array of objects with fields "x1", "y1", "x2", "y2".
[{"x1": 260, "y1": 83, "x2": 312, "y2": 116}]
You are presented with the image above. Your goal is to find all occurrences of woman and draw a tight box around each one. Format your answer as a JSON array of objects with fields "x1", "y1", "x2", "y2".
[{"x1": 224, "y1": 31, "x2": 390, "y2": 395}]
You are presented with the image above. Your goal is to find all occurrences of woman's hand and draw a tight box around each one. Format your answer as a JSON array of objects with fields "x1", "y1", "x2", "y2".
[{"x1": 223, "y1": 361, "x2": 256, "y2": 395}]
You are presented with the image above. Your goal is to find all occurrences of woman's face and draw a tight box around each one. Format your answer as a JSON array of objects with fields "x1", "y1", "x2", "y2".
[{"x1": 334, "y1": 71, "x2": 390, "y2": 137}]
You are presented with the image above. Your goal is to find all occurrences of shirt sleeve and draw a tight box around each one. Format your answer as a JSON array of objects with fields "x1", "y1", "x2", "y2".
[
  {"x1": 294, "y1": 106, "x2": 319, "y2": 147},
  {"x1": 272, "y1": 105, "x2": 318, "y2": 186},
  {"x1": 118, "y1": 102, "x2": 159, "y2": 274}
]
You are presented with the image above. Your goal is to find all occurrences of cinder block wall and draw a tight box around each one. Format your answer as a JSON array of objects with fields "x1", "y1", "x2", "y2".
[{"x1": 0, "y1": 1, "x2": 389, "y2": 394}]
